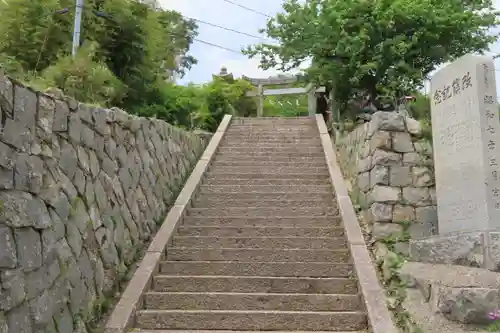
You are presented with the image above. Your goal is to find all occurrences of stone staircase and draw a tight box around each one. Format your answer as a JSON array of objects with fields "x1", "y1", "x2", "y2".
[{"x1": 107, "y1": 116, "x2": 396, "y2": 333}]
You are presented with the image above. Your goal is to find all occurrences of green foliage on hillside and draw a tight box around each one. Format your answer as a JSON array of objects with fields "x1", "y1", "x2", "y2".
[
  {"x1": 264, "y1": 94, "x2": 308, "y2": 117},
  {"x1": 245, "y1": 0, "x2": 499, "y2": 115}
]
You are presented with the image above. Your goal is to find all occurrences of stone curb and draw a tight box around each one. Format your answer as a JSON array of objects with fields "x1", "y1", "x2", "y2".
[
  {"x1": 316, "y1": 114, "x2": 398, "y2": 333},
  {"x1": 104, "y1": 114, "x2": 232, "y2": 333}
]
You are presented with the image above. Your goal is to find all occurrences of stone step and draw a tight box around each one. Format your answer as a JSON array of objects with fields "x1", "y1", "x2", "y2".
[
  {"x1": 176, "y1": 226, "x2": 344, "y2": 237},
  {"x1": 194, "y1": 191, "x2": 334, "y2": 201},
  {"x1": 135, "y1": 309, "x2": 367, "y2": 331},
  {"x1": 128, "y1": 329, "x2": 367, "y2": 333},
  {"x1": 226, "y1": 131, "x2": 318, "y2": 134},
  {"x1": 191, "y1": 198, "x2": 334, "y2": 209},
  {"x1": 152, "y1": 275, "x2": 358, "y2": 294},
  {"x1": 216, "y1": 151, "x2": 324, "y2": 157},
  {"x1": 227, "y1": 124, "x2": 316, "y2": 127},
  {"x1": 199, "y1": 185, "x2": 331, "y2": 194},
  {"x1": 159, "y1": 261, "x2": 353, "y2": 277},
  {"x1": 232, "y1": 117, "x2": 314, "y2": 121},
  {"x1": 219, "y1": 146, "x2": 322, "y2": 152},
  {"x1": 224, "y1": 130, "x2": 318, "y2": 134},
  {"x1": 181, "y1": 216, "x2": 342, "y2": 227},
  {"x1": 143, "y1": 292, "x2": 361, "y2": 311},
  {"x1": 204, "y1": 171, "x2": 329, "y2": 179},
  {"x1": 166, "y1": 248, "x2": 350, "y2": 262},
  {"x1": 220, "y1": 141, "x2": 321, "y2": 146},
  {"x1": 210, "y1": 161, "x2": 327, "y2": 168},
  {"x1": 202, "y1": 177, "x2": 329, "y2": 186},
  {"x1": 229, "y1": 123, "x2": 315, "y2": 126},
  {"x1": 222, "y1": 136, "x2": 321, "y2": 141},
  {"x1": 207, "y1": 167, "x2": 329, "y2": 175},
  {"x1": 212, "y1": 156, "x2": 325, "y2": 162},
  {"x1": 223, "y1": 133, "x2": 319, "y2": 138},
  {"x1": 221, "y1": 140, "x2": 323, "y2": 146},
  {"x1": 186, "y1": 207, "x2": 338, "y2": 217},
  {"x1": 171, "y1": 236, "x2": 347, "y2": 250},
  {"x1": 232, "y1": 116, "x2": 314, "y2": 122},
  {"x1": 220, "y1": 143, "x2": 322, "y2": 148},
  {"x1": 227, "y1": 122, "x2": 316, "y2": 127},
  {"x1": 226, "y1": 125, "x2": 318, "y2": 131}
]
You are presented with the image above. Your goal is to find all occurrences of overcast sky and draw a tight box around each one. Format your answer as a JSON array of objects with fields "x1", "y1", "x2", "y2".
[{"x1": 159, "y1": 0, "x2": 500, "y2": 91}]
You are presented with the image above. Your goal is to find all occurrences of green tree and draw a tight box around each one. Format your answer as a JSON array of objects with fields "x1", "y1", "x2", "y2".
[
  {"x1": 32, "y1": 41, "x2": 126, "y2": 106},
  {"x1": 0, "y1": 0, "x2": 198, "y2": 108},
  {"x1": 245, "y1": 0, "x2": 499, "y2": 112}
]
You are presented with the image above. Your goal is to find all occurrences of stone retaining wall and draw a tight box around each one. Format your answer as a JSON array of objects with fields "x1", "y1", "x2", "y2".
[
  {"x1": 0, "y1": 74, "x2": 206, "y2": 333},
  {"x1": 336, "y1": 112, "x2": 438, "y2": 252}
]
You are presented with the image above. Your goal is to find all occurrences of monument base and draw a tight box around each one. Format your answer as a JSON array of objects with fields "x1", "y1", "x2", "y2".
[{"x1": 409, "y1": 231, "x2": 500, "y2": 271}]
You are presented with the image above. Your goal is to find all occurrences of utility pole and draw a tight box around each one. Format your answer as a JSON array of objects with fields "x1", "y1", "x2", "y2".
[{"x1": 71, "y1": 0, "x2": 84, "y2": 57}]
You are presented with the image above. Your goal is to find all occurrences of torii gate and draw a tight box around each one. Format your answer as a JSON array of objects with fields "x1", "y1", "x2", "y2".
[{"x1": 243, "y1": 75, "x2": 325, "y2": 117}]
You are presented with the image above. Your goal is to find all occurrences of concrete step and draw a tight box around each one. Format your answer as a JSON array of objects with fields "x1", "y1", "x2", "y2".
[
  {"x1": 209, "y1": 161, "x2": 327, "y2": 169},
  {"x1": 204, "y1": 172, "x2": 329, "y2": 179},
  {"x1": 227, "y1": 123, "x2": 316, "y2": 127},
  {"x1": 212, "y1": 156, "x2": 326, "y2": 162},
  {"x1": 171, "y1": 236, "x2": 347, "y2": 250},
  {"x1": 176, "y1": 226, "x2": 344, "y2": 237},
  {"x1": 181, "y1": 216, "x2": 342, "y2": 227},
  {"x1": 207, "y1": 166, "x2": 329, "y2": 174},
  {"x1": 143, "y1": 292, "x2": 361, "y2": 311},
  {"x1": 216, "y1": 151, "x2": 324, "y2": 157},
  {"x1": 199, "y1": 185, "x2": 331, "y2": 194},
  {"x1": 166, "y1": 248, "x2": 350, "y2": 262},
  {"x1": 152, "y1": 275, "x2": 358, "y2": 294},
  {"x1": 232, "y1": 117, "x2": 315, "y2": 122},
  {"x1": 192, "y1": 197, "x2": 334, "y2": 207},
  {"x1": 218, "y1": 142, "x2": 321, "y2": 147},
  {"x1": 193, "y1": 192, "x2": 335, "y2": 201},
  {"x1": 212, "y1": 156, "x2": 326, "y2": 164},
  {"x1": 223, "y1": 130, "x2": 319, "y2": 134},
  {"x1": 159, "y1": 261, "x2": 353, "y2": 277},
  {"x1": 221, "y1": 140, "x2": 323, "y2": 146},
  {"x1": 187, "y1": 207, "x2": 338, "y2": 217},
  {"x1": 192, "y1": 199, "x2": 334, "y2": 208},
  {"x1": 135, "y1": 309, "x2": 367, "y2": 331},
  {"x1": 224, "y1": 130, "x2": 319, "y2": 135},
  {"x1": 220, "y1": 143, "x2": 322, "y2": 147},
  {"x1": 219, "y1": 147, "x2": 322, "y2": 152},
  {"x1": 223, "y1": 134, "x2": 320, "y2": 139},
  {"x1": 227, "y1": 123, "x2": 315, "y2": 127},
  {"x1": 232, "y1": 118, "x2": 315, "y2": 122},
  {"x1": 128, "y1": 329, "x2": 368, "y2": 333},
  {"x1": 222, "y1": 136, "x2": 321, "y2": 141}
]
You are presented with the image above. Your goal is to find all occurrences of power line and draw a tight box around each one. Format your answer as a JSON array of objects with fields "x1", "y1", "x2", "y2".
[
  {"x1": 188, "y1": 16, "x2": 272, "y2": 41},
  {"x1": 37, "y1": 3, "x2": 245, "y2": 57},
  {"x1": 190, "y1": 37, "x2": 243, "y2": 54},
  {"x1": 220, "y1": 0, "x2": 272, "y2": 18}
]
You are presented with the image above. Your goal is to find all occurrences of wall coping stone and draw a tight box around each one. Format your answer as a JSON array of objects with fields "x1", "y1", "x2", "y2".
[{"x1": 316, "y1": 114, "x2": 398, "y2": 333}]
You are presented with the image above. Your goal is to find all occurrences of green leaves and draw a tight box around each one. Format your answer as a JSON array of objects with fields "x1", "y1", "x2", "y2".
[
  {"x1": 0, "y1": 0, "x2": 198, "y2": 109},
  {"x1": 247, "y1": 0, "x2": 499, "y2": 117}
]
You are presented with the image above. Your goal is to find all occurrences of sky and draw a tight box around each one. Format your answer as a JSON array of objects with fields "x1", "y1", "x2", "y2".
[
  {"x1": 159, "y1": 0, "x2": 500, "y2": 92},
  {"x1": 158, "y1": 0, "x2": 305, "y2": 84}
]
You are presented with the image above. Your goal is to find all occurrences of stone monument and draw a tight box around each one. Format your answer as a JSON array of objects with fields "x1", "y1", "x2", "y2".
[{"x1": 410, "y1": 54, "x2": 500, "y2": 270}]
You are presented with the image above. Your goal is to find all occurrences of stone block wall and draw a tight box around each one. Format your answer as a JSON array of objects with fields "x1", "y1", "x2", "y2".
[
  {"x1": 0, "y1": 74, "x2": 206, "y2": 333},
  {"x1": 336, "y1": 112, "x2": 438, "y2": 249}
]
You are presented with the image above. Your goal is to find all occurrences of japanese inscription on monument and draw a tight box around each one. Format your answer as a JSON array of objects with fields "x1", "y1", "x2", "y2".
[{"x1": 430, "y1": 54, "x2": 500, "y2": 235}]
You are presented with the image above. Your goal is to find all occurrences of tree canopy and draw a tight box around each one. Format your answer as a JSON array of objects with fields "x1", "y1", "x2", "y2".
[
  {"x1": 245, "y1": 0, "x2": 499, "y2": 110},
  {"x1": 0, "y1": 0, "x2": 198, "y2": 107}
]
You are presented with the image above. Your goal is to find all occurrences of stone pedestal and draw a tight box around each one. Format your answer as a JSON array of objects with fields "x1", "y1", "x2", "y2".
[{"x1": 410, "y1": 54, "x2": 500, "y2": 270}]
